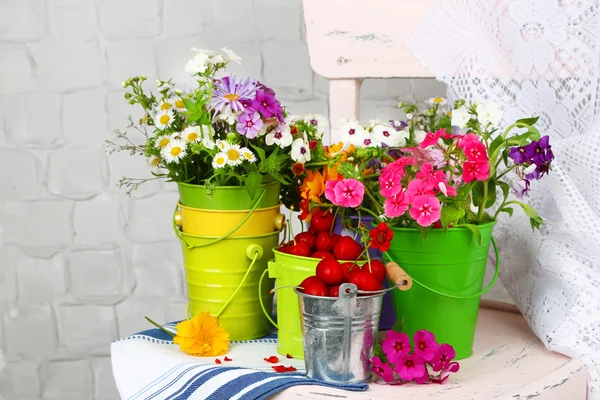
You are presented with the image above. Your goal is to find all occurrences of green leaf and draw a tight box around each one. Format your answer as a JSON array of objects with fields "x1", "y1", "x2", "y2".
[
  {"x1": 489, "y1": 135, "x2": 505, "y2": 156},
  {"x1": 516, "y1": 116, "x2": 539, "y2": 126},
  {"x1": 499, "y1": 207, "x2": 514, "y2": 217},
  {"x1": 485, "y1": 182, "x2": 497, "y2": 208},
  {"x1": 457, "y1": 223, "x2": 482, "y2": 245},
  {"x1": 391, "y1": 316, "x2": 404, "y2": 333},
  {"x1": 511, "y1": 201, "x2": 544, "y2": 230},
  {"x1": 440, "y1": 205, "x2": 465, "y2": 229},
  {"x1": 472, "y1": 181, "x2": 484, "y2": 207},
  {"x1": 250, "y1": 143, "x2": 267, "y2": 162},
  {"x1": 338, "y1": 162, "x2": 359, "y2": 179},
  {"x1": 497, "y1": 180, "x2": 510, "y2": 201},
  {"x1": 245, "y1": 171, "x2": 263, "y2": 201}
]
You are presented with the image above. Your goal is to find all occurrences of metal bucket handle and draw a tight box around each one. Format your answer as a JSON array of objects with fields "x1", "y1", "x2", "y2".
[
  {"x1": 382, "y1": 237, "x2": 500, "y2": 300},
  {"x1": 258, "y1": 267, "x2": 278, "y2": 328},
  {"x1": 173, "y1": 188, "x2": 267, "y2": 250}
]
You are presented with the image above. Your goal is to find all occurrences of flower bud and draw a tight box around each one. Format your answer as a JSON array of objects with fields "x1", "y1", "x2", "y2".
[
  {"x1": 140, "y1": 75, "x2": 147, "y2": 80},
  {"x1": 121, "y1": 81, "x2": 127, "y2": 88},
  {"x1": 397, "y1": 101, "x2": 404, "y2": 108},
  {"x1": 155, "y1": 79, "x2": 162, "y2": 86},
  {"x1": 132, "y1": 76, "x2": 139, "y2": 82},
  {"x1": 226, "y1": 132, "x2": 237, "y2": 142},
  {"x1": 124, "y1": 93, "x2": 132, "y2": 99}
]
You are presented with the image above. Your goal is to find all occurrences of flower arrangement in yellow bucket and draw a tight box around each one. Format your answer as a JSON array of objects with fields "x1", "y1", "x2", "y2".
[{"x1": 146, "y1": 312, "x2": 230, "y2": 356}]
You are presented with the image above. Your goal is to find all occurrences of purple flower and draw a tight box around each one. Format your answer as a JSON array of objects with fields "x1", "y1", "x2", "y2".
[
  {"x1": 508, "y1": 146, "x2": 528, "y2": 164},
  {"x1": 525, "y1": 135, "x2": 553, "y2": 166},
  {"x1": 413, "y1": 330, "x2": 439, "y2": 362},
  {"x1": 211, "y1": 75, "x2": 257, "y2": 114},
  {"x1": 252, "y1": 89, "x2": 282, "y2": 120},
  {"x1": 236, "y1": 111, "x2": 264, "y2": 139},
  {"x1": 381, "y1": 330, "x2": 410, "y2": 364},
  {"x1": 391, "y1": 120, "x2": 408, "y2": 131}
]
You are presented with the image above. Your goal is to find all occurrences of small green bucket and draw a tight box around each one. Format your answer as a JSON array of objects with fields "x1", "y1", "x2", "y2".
[
  {"x1": 177, "y1": 181, "x2": 281, "y2": 210},
  {"x1": 384, "y1": 222, "x2": 498, "y2": 360}
]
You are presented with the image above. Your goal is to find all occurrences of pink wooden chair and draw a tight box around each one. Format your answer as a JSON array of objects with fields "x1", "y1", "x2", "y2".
[{"x1": 273, "y1": 1, "x2": 588, "y2": 398}]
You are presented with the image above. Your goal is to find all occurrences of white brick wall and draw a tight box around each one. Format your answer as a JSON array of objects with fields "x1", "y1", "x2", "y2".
[{"x1": 0, "y1": 1, "x2": 447, "y2": 399}]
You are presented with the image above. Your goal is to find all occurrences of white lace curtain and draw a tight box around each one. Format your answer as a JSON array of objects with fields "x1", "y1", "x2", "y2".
[{"x1": 409, "y1": 1, "x2": 600, "y2": 398}]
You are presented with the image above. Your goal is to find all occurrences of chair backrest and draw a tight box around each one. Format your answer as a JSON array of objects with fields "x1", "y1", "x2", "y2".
[{"x1": 302, "y1": 0, "x2": 439, "y2": 142}]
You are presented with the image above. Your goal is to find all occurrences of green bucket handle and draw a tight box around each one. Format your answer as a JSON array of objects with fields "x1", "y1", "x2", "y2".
[
  {"x1": 186, "y1": 244, "x2": 264, "y2": 320},
  {"x1": 173, "y1": 188, "x2": 267, "y2": 250},
  {"x1": 383, "y1": 237, "x2": 500, "y2": 300},
  {"x1": 258, "y1": 263, "x2": 278, "y2": 329}
]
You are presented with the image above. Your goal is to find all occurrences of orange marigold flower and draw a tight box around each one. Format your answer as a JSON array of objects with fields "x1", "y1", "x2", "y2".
[
  {"x1": 173, "y1": 311, "x2": 230, "y2": 356},
  {"x1": 292, "y1": 163, "x2": 305, "y2": 176}
]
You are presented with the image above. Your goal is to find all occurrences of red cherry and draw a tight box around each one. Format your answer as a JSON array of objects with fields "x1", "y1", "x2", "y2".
[
  {"x1": 294, "y1": 232, "x2": 316, "y2": 249},
  {"x1": 349, "y1": 269, "x2": 382, "y2": 293},
  {"x1": 311, "y1": 209, "x2": 334, "y2": 233},
  {"x1": 316, "y1": 258, "x2": 344, "y2": 286},
  {"x1": 366, "y1": 260, "x2": 386, "y2": 283},
  {"x1": 314, "y1": 231, "x2": 339, "y2": 252},
  {"x1": 329, "y1": 285, "x2": 340, "y2": 297},
  {"x1": 278, "y1": 242, "x2": 291, "y2": 253},
  {"x1": 300, "y1": 276, "x2": 328, "y2": 296},
  {"x1": 311, "y1": 251, "x2": 335, "y2": 259},
  {"x1": 333, "y1": 236, "x2": 363, "y2": 260},
  {"x1": 287, "y1": 241, "x2": 312, "y2": 257}
]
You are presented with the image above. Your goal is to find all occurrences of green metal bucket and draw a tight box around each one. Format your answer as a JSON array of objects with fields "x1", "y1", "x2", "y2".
[
  {"x1": 263, "y1": 250, "x2": 366, "y2": 359},
  {"x1": 384, "y1": 222, "x2": 499, "y2": 360},
  {"x1": 174, "y1": 223, "x2": 279, "y2": 341},
  {"x1": 177, "y1": 181, "x2": 281, "y2": 209}
]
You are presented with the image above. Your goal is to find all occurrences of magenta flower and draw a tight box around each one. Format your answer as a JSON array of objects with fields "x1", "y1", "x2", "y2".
[
  {"x1": 431, "y1": 361, "x2": 460, "y2": 384},
  {"x1": 457, "y1": 133, "x2": 480, "y2": 149},
  {"x1": 413, "y1": 330, "x2": 439, "y2": 362},
  {"x1": 251, "y1": 89, "x2": 282, "y2": 120},
  {"x1": 381, "y1": 330, "x2": 410, "y2": 363},
  {"x1": 393, "y1": 354, "x2": 428, "y2": 382},
  {"x1": 332, "y1": 179, "x2": 365, "y2": 208},
  {"x1": 409, "y1": 195, "x2": 441, "y2": 227},
  {"x1": 406, "y1": 179, "x2": 435, "y2": 200},
  {"x1": 370, "y1": 357, "x2": 395, "y2": 383},
  {"x1": 379, "y1": 170, "x2": 402, "y2": 198},
  {"x1": 431, "y1": 343, "x2": 456, "y2": 372},
  {"x1": 211, "y1": 75, "x2": 257, "y2": 114},
  {"x1": 462, "y1": 161, "x2": 490, "y2": 182},
  {"x1": 384, "y1": 191, "x2": 410, "y2": 218},
  {"x1": 236, "y1": 111, "x2": 264, "y2": 139},
  {"x1": 462, "y1": 140, "x2": 488, "y2": 162},
  {"x1": 416, "y1": 163, "x2": 445, "y2": 187},
  {"x1": 385, "y1": 156, "x2": 416, "y2": 175},
  {"x1": 324, "y1": 179, "x2": 337, "y2": 204},
  {"x1": 419, "y1": 128, "x2": 445, "y2": 148},
  {"x1": 437, "y1": 181, "x2": 457, "y2": 197}
]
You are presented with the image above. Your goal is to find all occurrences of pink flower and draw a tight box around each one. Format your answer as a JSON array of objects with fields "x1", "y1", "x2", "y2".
[
  {"x1": 379, "y1": 170, "x2": 402, "y2": 198},
  {"x1": 462, "y1": 161, "x2": 490, "y2": 182},
  {"x1": 393, "y1": 353, "x2": 428, "y2": 382},
  {"x1": 385, "y1": 156, "x2": 416, "y2": 175},
  {"x1": 413, "y1": 330, "x2": 439, "y2": 362},
  {"x1": 406, "y1": 179, "x2": 435, "y2": 200},
  {"x1": 409, "y1": 195, "x2": 441, "y2": 227},
  {"x1": 324, "y1": 180, "x2": 337, "y2": 203},
  {"x1": 332, "y1": 178, "x2": 364, "y2": 208},
  {"x1": 384, "y1": 191, "x2": 410, "y2": 218},
  {"x1": 431, "y1": 360, "x2": 460, "y2": 384},
  {"x1": 370, "y1": 357, "x2": 395, "y2": 383},
  {"x1": 431, "y1": 343, "x2": 456, "y2": 372},
  {"x1": 437, "y1": 181, "x2": 457, "y2": 197},
  {"x1": 416, "y1": 163, "x2": 445, "y2": 187},
  {"x1": 462, "y1": 140, "x2": 488, "y2": 162},
  {"x1": 428, "y1": 148, "x2": 447, "y2": 168},
  {"x1": 457, "y1": 133, "x2": 480, "y2": 150},
  {"x1": 419, "y1": 128, "x2": 445, "y2": 148},
  {"x1": 381, "y1": 330, "x2": 410, "y2": 363}
]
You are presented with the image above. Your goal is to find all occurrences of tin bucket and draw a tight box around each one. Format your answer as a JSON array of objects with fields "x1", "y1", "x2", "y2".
[{"x1": 295, "y1": 284, "x2": 384, "y2": 383}]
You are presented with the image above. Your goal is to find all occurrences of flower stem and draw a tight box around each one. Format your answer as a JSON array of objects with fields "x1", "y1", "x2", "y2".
[
  {"x1": 364, "y1": 187, "x2": 384, "y2": 215},
  {"x1": 145, "y1": 317, "x2": 176, "y2": 338},
  {"x1": 477, "y1": 180, "x2": 489, "y2": 220},
  {"x1": 496, "y1": 165, "x2": 517, "y2": 180}
]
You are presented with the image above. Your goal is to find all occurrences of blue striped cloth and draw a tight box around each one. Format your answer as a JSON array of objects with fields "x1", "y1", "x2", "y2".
[{"x1": 111, "y1": 323, "x2": 369, "y2": 400}]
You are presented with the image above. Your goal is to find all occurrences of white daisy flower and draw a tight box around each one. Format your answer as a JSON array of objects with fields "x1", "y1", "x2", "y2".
[
  {"x1": 216, "y1": 140, "x2": 230, "y2": 151},
  {"x1": 265, "y1": 124, "x2": 293, "y2": 148},
  {"x1": 156, "y1": 134, "x2": 174, "y2": 149},
  {"x1": 241, "y1": 147, "x2": 256, "y2": 163},
  {"x1": 451, "y1": 106, "x2": 471, "y2": 128},
  {"x1": 221, "y1": 47, "x2": 242, "y2": 65},
  {"x1": 154, "y1": 109, "x2": 175, "y2": 130},
  {"x1": 224, "y1": 144, "x2": 243, "y2": 166},
  {"x1": 291, "y1": 138, "x2": 311, "y2": 163},
  {"x1": 339, "y1": 119, "x2": 368, "y2": 147},
  {"x1": 182, "y1": 126, "x2": 201, "y2": 143},
  {"x1": 212, "y1": 152, "x2": 228, "y2": 169},
  {"x1": 161, "y1": 139, "x2": 187, "y2": 164},
  {"x1": 148, "y1": 156, "x2": 161, "y2": 169},
  {"x1": 372, "y1": 123, "x2": 404, "y2": 147},
  {"x1": 202, "y1": 136, "x2": 216, "y2": 150},
  {"x1": 426, "y1": 97, "x2": 447, "y2": 106},
  {"x1": 304, "y1": 113, "x2": 328, "y2": 135},
  {"x1": 171, "y1": 97, "x2": 187, "y2": 112}
]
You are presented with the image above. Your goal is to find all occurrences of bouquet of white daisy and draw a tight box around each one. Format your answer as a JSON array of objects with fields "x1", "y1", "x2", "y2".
[{"x1": 107, "y1": 47, "x2": 326, "y2": 198}]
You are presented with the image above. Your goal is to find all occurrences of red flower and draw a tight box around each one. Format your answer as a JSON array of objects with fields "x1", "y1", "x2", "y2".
[
  {"x1": 309, "y1": 140, "x2": 318, "y2": 150},
  {"x1": 291, "y1": 126, "x2": 298, "y2": 135},
  {"x1": 215, "y1": 359, "x2": 222, "y2": 364},
  {"x1": 272, "y1": 365, "x2": 297, "y2": 373},
  {"x1": 224, "y1": 356, "x2": 232, "y2": 362},
  {"x1": 369, "y1": 222, "x2": 394, "y2": 252},
  {"x1": 264, "y1": 356, "x2": 279, "y2": 363},
  {"x1": 292, "y1": 163, "x2": 306, "y2": 176}
]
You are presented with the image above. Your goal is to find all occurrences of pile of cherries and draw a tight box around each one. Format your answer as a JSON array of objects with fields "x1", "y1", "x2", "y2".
[{"x1": 277, "y1": 209, "x2": 387, "y2": 297}]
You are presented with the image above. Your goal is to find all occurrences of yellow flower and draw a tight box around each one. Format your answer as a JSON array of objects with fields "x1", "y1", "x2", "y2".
[{"x1": 173, "y1": 311, "x2": 230, "y2": 356}]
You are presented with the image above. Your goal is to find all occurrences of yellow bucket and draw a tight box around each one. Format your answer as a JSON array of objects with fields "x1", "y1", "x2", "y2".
[{"x1": 175, "y1": 203, "x2": 285, "y2": 236}]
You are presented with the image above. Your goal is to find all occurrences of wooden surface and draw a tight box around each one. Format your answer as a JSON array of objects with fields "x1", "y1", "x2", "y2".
[
  {"x1": 302, "y1": 0, "x2": 438, "y2": 79},
  {"x1": 271, "y1": 308, "x2": 587, "y2": 399}
]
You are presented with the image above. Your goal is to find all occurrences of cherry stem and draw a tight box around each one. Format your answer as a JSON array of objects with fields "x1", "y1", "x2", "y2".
[
  {"x1": 288, "y1": 206, "x2": 296, "y2": 245},
  {"x1": 330, "y1": 206, "x2": 341, "y2": 233}
]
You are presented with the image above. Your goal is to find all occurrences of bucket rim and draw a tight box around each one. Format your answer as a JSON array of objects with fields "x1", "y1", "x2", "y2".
[
  {"x1": 177, "y1": 181, "x2": 280, "y2": 190},
  {"x1": 273, "y1": 248, "x2": 369, "y2": 264},
  {"x1": 389, "y1": 220, "x2": 496, "y2": 233},
  {"x1": 179, "y1": 229, "x2": 282, "y2": 240},
  {"x1": 293, "y1": 287, "x2": 384, "y2": 300},
  {"x1": 178, "y1": 202, "x2": 282, "y2": 213}
]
